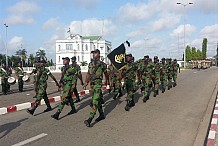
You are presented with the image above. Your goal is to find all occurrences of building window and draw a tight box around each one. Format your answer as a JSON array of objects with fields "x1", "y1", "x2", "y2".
[
  {"x1": 58, "y1": 45, "x2": 61, "y2": 51},
  {"x1": 100, "y1": 47, "x2": 103, "y2": 51},
  {"x1": 85, "y1": 44, "x2": 88, "y2": 51},
  {"x1": 66, "y1": 44, "x2": 73, "y2": 50},
  {"x1": 78, "y1": 56, "x2": 80, "y2": 62},
  {"x1": 77, "y1": 44, "x2": 80, "y2": 51},
  {"x1": 59, "y1": 56, "x2": 60, "y2": 62},
  {"x1": 93, "y1": 45, "x2": 96, "y2": 50}
]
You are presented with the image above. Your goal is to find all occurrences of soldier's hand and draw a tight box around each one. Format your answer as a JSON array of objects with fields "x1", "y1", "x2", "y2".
[{"x1": 81, "y1": 81, "x2": 84, "y2": 86}]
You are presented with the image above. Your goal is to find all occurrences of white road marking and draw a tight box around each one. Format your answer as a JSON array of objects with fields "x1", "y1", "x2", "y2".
[
  {"x1": 23, "y1": 84, "x2": 34, "y2": 87},
  {"x1": 26, "y1": 94, "x2": 30, "y2": 96},
  {"x1": 11, "y1": 133, "x2": 48, "y2": 146}
]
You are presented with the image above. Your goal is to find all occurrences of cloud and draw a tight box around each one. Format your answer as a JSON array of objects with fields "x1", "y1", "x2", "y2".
[
  {"x1": 68, "y1": 18, "x2": 116, "y2": 37},
  {"x1": 8, "y1": 36, "x2": 24, "y2": 51},
  {"x1": 170, "y1": 24, "x2": 196, "y2": 38},
  {"x1": 151, "y1": 12, "x2": 180, "y2": 32},
  {"x1": 43, "y1": 18, "x2": 62, "y2": 30},
  {"x1": 5, "y1": 1, "x2": 40, "y2": 25}
]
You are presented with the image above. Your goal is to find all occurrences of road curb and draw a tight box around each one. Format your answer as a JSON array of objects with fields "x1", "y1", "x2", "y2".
[{"x1": 0, "y1": 86, "x2": 108, "y2": 116}]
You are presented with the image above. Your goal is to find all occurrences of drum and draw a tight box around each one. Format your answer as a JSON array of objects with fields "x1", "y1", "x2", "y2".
[
  {"x1": 8, "y1": 77, "x2": 16, "y2": 85},
  {"x1": 22, "y1": 75, "x2": 30, "y2": 82}
]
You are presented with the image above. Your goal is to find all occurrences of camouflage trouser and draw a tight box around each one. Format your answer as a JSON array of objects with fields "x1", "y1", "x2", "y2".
[
  {"x1": 58, "y1": 81, "x2": 76, "y2": 112},
  {"x1": 1, "y1": 78, "x2": 8, "y2": 94},
  {"x1": 18, "y1": 77, "x2": 23, "y2": 92},
  {"x1": 112, "y1": 77, "x2": 122, "y2": 95},
  {"x1": 125, "y1": 79, "x2": 134, "y2": 102},
  {"x1": 160, "y1": 73, "x2": 167, "y2": 90},
  {"x1": 33, "y1": 82, "x2": 50, "y2": 109},
  {"x1": 33, "y1": 81, "x2": 38, "y2": 97},
  {"x1": 89, "y1": 81, "x2": 103, "y2": 119},
  {"x1": 172, "y1": 72, "x2": 177, "y2": 83},
  {"x1": 141, "y1": 76, "x2": 152, "y2": 97},
  {"x1": 153, "y1": 73, "x2": 160, "y2": 92},
  {"x1": 167, "y1": 73, "x2": 172, "y2": 86}
]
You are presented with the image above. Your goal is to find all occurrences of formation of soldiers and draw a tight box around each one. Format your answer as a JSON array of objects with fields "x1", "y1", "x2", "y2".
[{"x1": 0, "y1": 49, "x2": 180, "y2": 128}]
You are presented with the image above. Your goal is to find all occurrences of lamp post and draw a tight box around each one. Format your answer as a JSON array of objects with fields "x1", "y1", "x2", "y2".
[
  {"x1": 4, "y1": 23, "x2": 8, "y2": 66},
  {"x1": 176, "y1": 2, "x2": 193, "y2": 68}
]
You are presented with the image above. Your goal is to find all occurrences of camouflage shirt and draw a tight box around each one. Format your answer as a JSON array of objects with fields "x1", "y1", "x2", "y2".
[
  {"x1": 61, "y1": 64, "x2": 77, "y2": 83},
  {"x1": 88, "y1": 60, "x2": 107, "y2": 82},
  {"x1": 70, "y1": 62, "x2": 81, "y2": 78},
  {"x1": 138, "y1": 61, "x2": 154, "y2": 77},
  {"x1": 36, "y1": 67, "x2": 51, "y2": 83},
  {"x1": 122, "y1": 62, "x2": 138, "y2": 80},
  {"x1": 108, "y1": 64, "x2": 121, "y2": 79}
]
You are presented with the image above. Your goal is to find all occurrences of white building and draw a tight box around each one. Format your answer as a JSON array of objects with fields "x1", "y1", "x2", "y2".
[{"x1": 56, "y1": 34, "x2": 112, "y2": 70}]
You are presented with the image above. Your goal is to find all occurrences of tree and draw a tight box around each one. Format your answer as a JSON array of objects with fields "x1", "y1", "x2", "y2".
[
  {"x1": 36, "y1": 49, "x2": 46, "y2": 59},
  {"x1": 185, "y1": 45, "x2": 192, "y2": 62},
  {"x1": 81, "y1": 61, "x2": 88, "y2": 66},
  {"x1": 202, "y1": 38, "x2": 207, "y2": 59},
  {"x1": 28, "y1": 54, "x2": 35, "y2": 67},
  {"x1": 16, "y1": 49, "x2": 27, "y2": 67},
  {"x1": 196, "y1": 49, "x2": 202, "y2": 60},
  {"x1": 191, "y1": 47, "x2": 197, "y2": 60}
]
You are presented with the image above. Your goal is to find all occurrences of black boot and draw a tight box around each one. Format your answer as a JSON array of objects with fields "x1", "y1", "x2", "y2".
[
  {"x1": 26, "y1": 108, "x2": 36, "y2": 115},
  {"x1": 118, "y1": 89, "x2": 123, "y2": 97},
  {"x1": 130, "y1": 100, "x2": 135, "y2": 107},
  {"x1": 162, "y1": 88, "x2": 165, "y2": 93},
  {"x1": 51, "y1": 111, "x2": 61, "y2": 120},
  {"x1": 143, "y1": 96, "x2": 148, "y2": 103},
  {"x1": 68, "y1": 106, "x2": 77, "y2": 115},
  {"x1": 153, "y1": 92, "x2": 157, "y2": 97},
  {"x1": 173, "y1": 83, "x2": 177, "y2": 87},
  {"x1": 95, "y1": 112, "x2": 105, "y2": 122},
  {"x1": 125, "y1": 101, "x2": 131, "y2": 111},
  {"x1": 44, "y1": 106, "x2": 52, "y2": 112},
  {"x1": 84, "y1": 118, "x2": 92, "y2": 127}
]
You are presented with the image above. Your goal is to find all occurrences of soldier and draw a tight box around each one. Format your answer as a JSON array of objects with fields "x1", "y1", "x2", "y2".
[
  {"x1": 139, "y1": 55, "x2": 154, "y2": 102},
  {"x1": 30, "y1": 63, "x2": 39, "y2": 98},
  {"x1": 172, "y1": 59, "x2": 180, "y2": 87},
  {"x1": 15, "y1": 63, "x2": 24, "y2": 92},
  {"x1": 6, "y1": 66, "x2": 12, "y2": 92},
  {"x1": 83, "y1": 49, "x2": 110, "y2": 127},
  {"x1": 0, "y1": 64, "x2": 9, "y2": 95},
  {"x1": 166, "y1": 58, "x2": 173, "y2": 90},
  {"x1": 122, "y1": 54, "x2": 138, "y2": 111},
  {"x1": 160, "y1": 58, "x2": 167, "y2": 93},
  {"x1": 51, "y1": 57, "x2": 78, "y2": 120},
  {"x1": 26, "y1": 59, "x2": 59, "y2": 115},
  {"x1": 153, "y1": 56, "x2": 161, "y2": 97},
  {"x1": 108, "y1": 63, "x2": 123, "y2": 100},
  {"x1": 70, "y1": 56, "x2": 84, "y2": 103}
]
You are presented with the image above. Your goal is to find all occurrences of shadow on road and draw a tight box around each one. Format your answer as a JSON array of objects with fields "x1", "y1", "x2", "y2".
[{"x1": 0, "y1": 118, "x2": 28, "y2": 139}]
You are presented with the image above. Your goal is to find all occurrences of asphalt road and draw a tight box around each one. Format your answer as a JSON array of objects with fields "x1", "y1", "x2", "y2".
[{"x1": 0, "y1": 67, "x2": 218, "y2": 146}]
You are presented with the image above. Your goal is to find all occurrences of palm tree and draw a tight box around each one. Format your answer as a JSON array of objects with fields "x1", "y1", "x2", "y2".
[
  {"x1": 36, "y1": 49, "x2": 46, "y2": 59},
  {"x1": 16, "y1": 49, "x2": 27, "y2": 66},
  {"x1": 81, "y1": 61, "x2": 88, "y2": 66},
  {"x1": 28, "y1": 54, "x2": 35, "y2": 66}
]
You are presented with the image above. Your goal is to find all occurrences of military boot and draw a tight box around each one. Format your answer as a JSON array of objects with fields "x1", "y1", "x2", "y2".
[
  {"x1": 44, "y1": 106, "x2": 52, "y2": 112},
  {"x1": 26, "y1": 107, "x2": 36, "y2": 115},
  {"x1": 51, "y1": 111, "x2": 61, "y2": 120},
  {"x1": 68, "y1": 106, "x2": 77, "y2": 115},
  {"x1": 173, "y1": 82, "x2": 177, "y2": 87},
  {"x1": 130, "y1": 99, "x2": 135, "y2": 107},
  {"x1": 125, "y1": 101, "x2": 131, "y2": 111},
  {"x1": 118, "y1": 89, "x2": 123, "y2": 97},
  {"x1": 162, "y1": 88, "x2": 165, "y2": 93},
  {"x1": 95, "y1": 112, "x2": 105, "y2": 122},
  {"x1": 84, "y1": 118, "x2": 92, "y2": 127},
  {"x1": 143, "y1": 96, "x2": 148, "y2": 103},
  {"x1": 113, "y1": 93, "x2": 118, "y2": 100}
]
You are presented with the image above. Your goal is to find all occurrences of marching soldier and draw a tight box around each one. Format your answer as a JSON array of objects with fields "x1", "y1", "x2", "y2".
[
  {"x1": 30, "y1": 63, "x2": 40, "y2": 98},
  {"x1": 83, "y1": 49, "x2": 110, "y2": 127},
  {"x1": 160, "y1": 58, "x2": 167, "y2": 93},
  {"x1": 6, "y1": 66, "x2": 12, "y2": 92},
  {"x1": 0, "y1": 64, "x2": 9, "y2": 95},
  {"x1": 108, "y1": 63, "x2": 123, "y2": 100},
  {"x1": 26, "y1": 59, "x2": 59, "y2": 115},
  {"x1": 122, "y1": 54, "x2": 138, "y2": 111},
  {"x1": 153, "y1": 56, "x2": 161, "y2": 97},
  {"x1": 70, "y1": 56, "x2": 84, "y2": 103},
  {"x1": 139, "y1": 55, "x2": 153, "y2": 102},
  {"x1": 15, "y1": 63, "x2": 24, "y2": 92},
  {"x1": 166, "y1": 58, "x2": 173, "y2": 90},
  {"x1": 172, "y1": 59, "x2": 180, "y2": 87},
  {"x1": 51, "y1": 57, "x2": 78, "y2": 120}
]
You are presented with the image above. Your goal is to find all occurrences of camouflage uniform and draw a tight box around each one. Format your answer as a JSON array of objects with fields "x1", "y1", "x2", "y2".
[
  {"x1": 0, "y1": 67, "x2": 9, "y2": 95},
  {"x1": 15, "y1": 66, "x2": 24, "y2": 92},
  {"x1": 160, "y1": 58, "x2": 167, "y2": 93},
  {"x1": 172, "y1": 60, "x2": 180, "y2": 87},
  {"x1": 166, "y1": 59, "x2": 173, "y2": 90},
  {"x1": 139, "y1": 57, "x2": 154, "y2": 102},
  {"x1": 108, "y1": 64, "x2": 122, "y2": 99},
  {"x1": 122, "y1": 54, "x2": 138, "y2": 111},
  {"x1": 152, "y1": 57, "x2": 161, "y2": 97},
  {"x1": 70, "y1": 62, "x2": 82, "y2": 102}
]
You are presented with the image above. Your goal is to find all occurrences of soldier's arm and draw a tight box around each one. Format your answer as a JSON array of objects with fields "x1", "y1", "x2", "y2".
[
  {"x1": 103, "y1": 63, "x2": 109, "y2": 85},
  {"x1": 84, "y1": 70, "x2": 90, "y2": 87},
  {"x1": 77, "y1": 66, "x2": 84, "y2": 85}
]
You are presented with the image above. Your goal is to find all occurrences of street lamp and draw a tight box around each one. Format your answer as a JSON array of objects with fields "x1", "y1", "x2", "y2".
[
  {"x1": 177, "y1": 2, "x2": 193, "y2": 68},
  {"x1": 4, "y1": 23, "x2": 8, "y2": 66}
]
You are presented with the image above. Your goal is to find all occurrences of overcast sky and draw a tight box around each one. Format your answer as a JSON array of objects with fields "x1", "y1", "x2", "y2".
[{"x1": 0, "y1": 0, "x2": 218, "y2": 62}]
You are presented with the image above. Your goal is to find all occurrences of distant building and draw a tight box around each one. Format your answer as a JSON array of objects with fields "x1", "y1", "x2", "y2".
[{"x1": 55, "y1": 34, "x2": 112, "y2": 69}]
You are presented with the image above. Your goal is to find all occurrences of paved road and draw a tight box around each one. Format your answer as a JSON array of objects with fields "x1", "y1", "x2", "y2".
[{"x1": 0, "y1": 67, "x2": 217, "y2": 146}]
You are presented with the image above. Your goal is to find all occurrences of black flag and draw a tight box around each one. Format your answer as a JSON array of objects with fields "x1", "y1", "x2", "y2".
[{"x1": 107, "y1": 43, "x2": 126, "y2": 70}]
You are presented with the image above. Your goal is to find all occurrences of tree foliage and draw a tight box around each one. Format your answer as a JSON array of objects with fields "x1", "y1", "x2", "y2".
[
  {"x1": 202, "y1": 38, "x2": 207, "y2": 59},
  {"x1": 185, "y1": 45, "x2": 192, "y2": 61}
]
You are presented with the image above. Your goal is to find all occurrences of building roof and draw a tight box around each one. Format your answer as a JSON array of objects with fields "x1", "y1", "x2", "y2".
[{"x1": 81, "y1": 36, "x2": 102, "y2": 41}]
